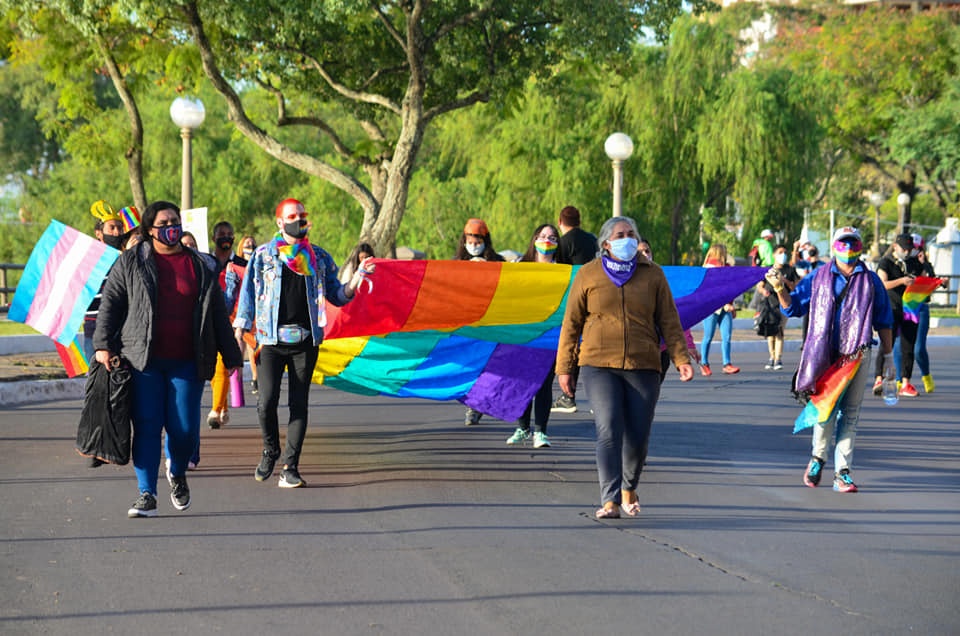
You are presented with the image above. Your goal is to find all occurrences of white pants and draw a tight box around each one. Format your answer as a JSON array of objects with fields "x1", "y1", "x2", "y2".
[{"x1": 811, "y1": 350, "x2": 873, "y2": 472}]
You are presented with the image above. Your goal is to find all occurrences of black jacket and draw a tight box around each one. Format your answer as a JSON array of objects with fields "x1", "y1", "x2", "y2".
[
  {"x1": 557, "y1": 227, "x2": 599, "y2": 266},
  {"x1": 93, "y1": 241, "x2": 243, "y2": 379}
]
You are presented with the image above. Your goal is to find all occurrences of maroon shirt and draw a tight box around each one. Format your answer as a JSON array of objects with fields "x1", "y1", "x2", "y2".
[{"x1": 153, "y1": 251, "x2": 197, "y2": 360}]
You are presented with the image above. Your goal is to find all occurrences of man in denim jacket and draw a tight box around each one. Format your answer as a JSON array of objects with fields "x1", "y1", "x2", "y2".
[{"x1": 234, "y1": 198, "x2": 373, "y2": 488}]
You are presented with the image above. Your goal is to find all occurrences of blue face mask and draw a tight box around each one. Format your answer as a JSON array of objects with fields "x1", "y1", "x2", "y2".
[{"x1": 607, "y1": 237, "x2": 639, "y2": 261}]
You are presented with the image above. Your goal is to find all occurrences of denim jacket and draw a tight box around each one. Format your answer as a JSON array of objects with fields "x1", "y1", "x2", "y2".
[{"x1": 232, "y1": 240, "x2": 350, "y2": 346}]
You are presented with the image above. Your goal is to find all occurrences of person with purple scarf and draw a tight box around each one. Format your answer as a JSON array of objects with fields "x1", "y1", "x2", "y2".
[
  {"x1": 768, "y1": 227, "x2": 893, "y2": 493},
  {"x1": 557, "y1": 216, "x2": 693, "y2": 519}
]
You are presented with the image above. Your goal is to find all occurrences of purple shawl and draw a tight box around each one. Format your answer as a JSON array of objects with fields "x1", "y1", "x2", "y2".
[{"x1": 794, "y1": 263, "x2": 875, "y2": 396}]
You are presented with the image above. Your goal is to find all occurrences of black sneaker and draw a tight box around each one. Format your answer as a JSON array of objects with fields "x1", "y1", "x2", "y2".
[
  {"x1": 250, "y1": 380, "x2": 259, "y2": 395},
  {"x1": 279, "y1": 465, "x2": 305, "y2": 488},
  {"x1": 127, "y1": 492, "x2": 158, "y2": 518},
  {"x1": 803, "y1": 456, "x2": 825, "y2": 488},
  {"x1": 255, "y1": 450, "x2": 278, "y2": 482},
  {"x1": 170, "y1": 475, "x2": 191, "y2": 511},
  {"x1": 550, "y1": 394, "x2": 577, "y2": 414}
]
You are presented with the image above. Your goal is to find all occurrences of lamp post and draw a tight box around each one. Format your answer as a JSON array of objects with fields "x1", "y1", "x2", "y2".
[
  {"x1": 169, "y1": 97, "x2": 206, "y2": 211},
  {"x1": 604, "y1": 132, "x2": 634, "y2": 217},
  {"x1": 869, "y1": 191, "x2": 887, "y2": 259},
  {"x1": 896, "y1": 191, "x2": 911, "y2": 236}
]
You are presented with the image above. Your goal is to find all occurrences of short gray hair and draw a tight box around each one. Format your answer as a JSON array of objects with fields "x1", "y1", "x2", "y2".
[{"x1": 596, "y1": 216, "x2": 641, "y2": 257}]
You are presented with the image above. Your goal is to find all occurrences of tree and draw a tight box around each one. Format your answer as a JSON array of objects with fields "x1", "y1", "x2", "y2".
[{"x1": 160, "y1": 0, "x2": 705, "y2": 256}]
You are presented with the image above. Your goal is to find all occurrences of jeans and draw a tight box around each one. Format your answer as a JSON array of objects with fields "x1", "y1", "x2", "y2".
[
  {"x1": 913, "y1": 303, "x2": 931, "y2": 376},
  {"x1": 700, "y1": 310, "x2": 733, "y2": 366},
  {"x1": 257, "y1": 341, "x2": 320, "y2": 468},
  {"x1": 130, "y1": 358, "x2": 203, "y2": 495},
  {"x1": 517, "y1": 370, "x2": 555, "y2": 433},
  {"x1": 581, "y1": 366, "x2": 661, "y2": 506},
  {"x1": 812, "y1": 349, "x2": 872, "y2": 473}
]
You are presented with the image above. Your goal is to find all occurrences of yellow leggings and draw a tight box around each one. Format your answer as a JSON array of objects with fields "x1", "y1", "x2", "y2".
[{"x1": 210, "y1": 354, "x2": 229, "y2": 411}]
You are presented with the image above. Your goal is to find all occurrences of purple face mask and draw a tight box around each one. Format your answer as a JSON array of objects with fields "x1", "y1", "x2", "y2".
[{"x1": 154, "y1": 224, "x2": 183, "y2": 246}]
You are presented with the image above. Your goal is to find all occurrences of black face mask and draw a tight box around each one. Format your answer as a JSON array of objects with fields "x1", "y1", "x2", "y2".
[
  {"x1": 283, "y1": 220, "x2": 309, "y2": 240},
  {"x1": 102, "y1": 234, "x2": 125, "y2": 250},
  {"x1": 215, "y1": 237, "x2": 234, "y2": 251}
]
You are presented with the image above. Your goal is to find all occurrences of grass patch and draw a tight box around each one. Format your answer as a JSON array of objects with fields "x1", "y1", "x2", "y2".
[
  {"x1": 0, "y1": 320, "x2": 40, "y2": 336},
  {"x1": 930, "y1": 306, "x2": 959, "y2": 318}
]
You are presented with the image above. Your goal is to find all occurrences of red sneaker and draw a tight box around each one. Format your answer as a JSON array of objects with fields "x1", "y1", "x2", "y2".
[
  {"x1": 699, "y1": 364, "x2": 712, "y2": 377},
  {"x1": 898, "y1": 382, "x2": 918, "y2": 397},
  {"x1": 722, "y1": 364, "x2": 740, "y2": 374}
]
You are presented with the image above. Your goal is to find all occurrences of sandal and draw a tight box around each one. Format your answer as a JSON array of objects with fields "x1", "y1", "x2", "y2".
[
  {"x1": 595, "y1": 504, "x2": 621, "y2": 519},
  {"x1": 620, "y1": 501, "x2": 640, "y2": 517}
]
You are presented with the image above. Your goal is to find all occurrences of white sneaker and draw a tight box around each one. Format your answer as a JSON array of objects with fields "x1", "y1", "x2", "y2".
[
  {"x1": 533, "y1": 431, "x2": 551, "y2": 448},
  {"x1": 506, "y1": 428, "x2": 531, "y2": 445}
]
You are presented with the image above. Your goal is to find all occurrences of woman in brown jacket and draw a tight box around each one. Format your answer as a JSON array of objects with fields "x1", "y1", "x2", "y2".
[{"x1": 556, "y1": 216, "x2": 693, "y2": 519}]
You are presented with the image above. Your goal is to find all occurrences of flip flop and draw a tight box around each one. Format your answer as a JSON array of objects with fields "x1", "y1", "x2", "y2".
[
  {"x1": 620, "y1": 501, "x2": 640, "y2": 517},
  {"x1": 595, "y1": 506, "x2": 621, "y2": 519}
]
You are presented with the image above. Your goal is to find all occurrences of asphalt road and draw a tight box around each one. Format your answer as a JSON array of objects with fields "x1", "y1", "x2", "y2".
[{"x1": 2, "y1": 348, "x2": 959, "y2": 635}]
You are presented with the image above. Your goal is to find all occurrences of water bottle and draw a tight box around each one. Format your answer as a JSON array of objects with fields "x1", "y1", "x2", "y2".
[
  {"x1": 229, "y1": 369, "x2": 245, "y2": 408},
  {"x1": 882, "y1": 367, "x2": 898, "y2": 406}
]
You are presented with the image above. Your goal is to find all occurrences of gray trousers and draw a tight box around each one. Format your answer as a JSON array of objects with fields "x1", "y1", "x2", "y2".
[{"x1": 581, "y1": 366, "x2": 661, "y2": 505}]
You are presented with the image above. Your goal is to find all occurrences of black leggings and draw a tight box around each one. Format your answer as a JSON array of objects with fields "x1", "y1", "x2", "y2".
[
  {"x1": 875, "y1": 310, "x2": 918, "y2": 381},
  {"x1": 256, "y1": 341, "x2": 319, "y2": 468}
]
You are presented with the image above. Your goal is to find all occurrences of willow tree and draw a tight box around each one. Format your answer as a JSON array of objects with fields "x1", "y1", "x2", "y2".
[{"x1": 152, "y1": 0, "x2": 704, "y2": 256}]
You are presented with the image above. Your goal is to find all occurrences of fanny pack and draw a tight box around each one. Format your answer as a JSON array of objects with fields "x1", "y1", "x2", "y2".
[{"x1": 277, "y1": 324, "x2": 309, "y2": 344}]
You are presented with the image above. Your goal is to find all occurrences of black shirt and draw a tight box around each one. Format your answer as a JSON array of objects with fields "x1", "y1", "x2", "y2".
[
  {"x1": 557, "y1": 227, "x2": 599, "y2": 265},
  {"x1": 277, "y1": 266, "x2": 311, "y2": 329},
  {"x1": 877, "y1": 255, "x2": 908, "y2": 309}
]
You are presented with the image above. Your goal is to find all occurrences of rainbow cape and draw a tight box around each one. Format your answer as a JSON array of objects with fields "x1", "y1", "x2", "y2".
[
  {"x1": 793, "y1": 350, "x2": 864, "y2": 434},
  {"x1": 902, "y1": 276, "x2": 943, "y2": 323},
  {"x1": 9, "y1": 220, "x2": 119, "y2": 358},
  {"x1": 314, "y1": 260, "x2": 766, "y2": 421}
]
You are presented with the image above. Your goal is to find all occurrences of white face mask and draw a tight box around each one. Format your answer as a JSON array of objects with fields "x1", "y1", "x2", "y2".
[
  {"x1": 466, "y1": 242, "x2": 485, "y2": 257},
  {"x1": 775, "y1": 252, "x2": 789, "y2": 265}
]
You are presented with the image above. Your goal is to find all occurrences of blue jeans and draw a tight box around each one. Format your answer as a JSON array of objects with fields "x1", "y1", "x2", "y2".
[
  {"x1": 811, "y1": 349, "x2": 871, "y2": 472},
  {"x1": 913, "y1": 303, "x2": 931, "y2": 376},
  {"x1": 581, "y1": 366, "x2": 661, "y2": 506},
  {"x1": 131, "y1": 358, "x2": 203, "y2": 495},
  {"x1": 700, "y1": 310, "x2": 733, "y2": 366}
]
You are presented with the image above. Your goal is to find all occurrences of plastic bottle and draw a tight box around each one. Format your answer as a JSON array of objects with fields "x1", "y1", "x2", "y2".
[
  {"x1": 229, "y1": 369, "x2": 245, "y2": 408},
  {"x1": 882, "y1": 366, "x2": 898, "y2": 406}
]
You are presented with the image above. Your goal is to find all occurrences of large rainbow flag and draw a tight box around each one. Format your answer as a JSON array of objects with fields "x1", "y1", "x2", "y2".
[
  {"x1": 8, "y1": 220, "x2": 119, "y2": 372},
  {"x1": 314, "y1": 260, "x2": 765, "y2": 421},
  {"x1": 902, "y1": 276, "x2": 944, "y2": 323}
]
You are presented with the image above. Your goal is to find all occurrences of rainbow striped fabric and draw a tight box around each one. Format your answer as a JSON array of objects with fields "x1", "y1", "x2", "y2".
[
  {"x1": 793, "y1": 350, "x2": 864, "y2": 433},
  {"x1": 314, "y1": 260, "x2": 766, "y2": 421},
  {"x1": 902, "y1": 276, "x2": 944, "y2": 323},
  {"x1": 9, "y1": 219, "x2": 119, "y2": 349},
  {"x1": 55, "y1": 335, "x2": 89, "y2": 378}
]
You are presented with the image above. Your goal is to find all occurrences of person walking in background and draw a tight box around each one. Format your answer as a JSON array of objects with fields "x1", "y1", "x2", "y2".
[
  {"x1": 750, "y1": 228, "x2": 776, "y2": 267},
  {"x1": 236, "y1": 235, "x2": 259, "y2": 394},
  {"x1": 755, "y1": 244, "x2": 799, "y2": 370},
  {"x1": 557, "y1": 216, "x2": 693, "y2": 519},
  {"x1": 234, "y1": 198, "x2": 373, "y2": 488},
  {"x1": 505, "y1": 223, "x2": 561, "y2": 449},
  {"x1": 872, "y1": 234, "x2": 918, "y2": 398},
  {"x1": 455, "y1": 218, "x2": 504, "y2": 426},
  {"x1": 94, "y1": 201, "x2": 242, "y2": 517},
  {"x1": 206, "y1": 221, "x2": 248, "y2": 429},
  {"x1": 905, "y1": 234, "x2": 942, "y2": 394},
  {"x1": 791, "y1": 240, "x2": 824, "y2": 345},
  {"x1": 552, "y1": 205, "x2": 599, "y2": 414},
  {"x1": 83, "y1": 200, "x2": 129, "y2": 363},
  {"x1": 699, "y1": 244, "x2": 739, "y2": 376},
  {"x1": 770, "y1": 227, "x2": 893, "y2": 493}
]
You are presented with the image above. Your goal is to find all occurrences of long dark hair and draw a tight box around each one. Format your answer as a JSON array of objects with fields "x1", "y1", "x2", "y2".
[
  {"x1": 520, "y1": 224, "x2": 559, "y2": 263},
  {"x1": 140, "y1": 200, "x2": 181, "y2": 241}
]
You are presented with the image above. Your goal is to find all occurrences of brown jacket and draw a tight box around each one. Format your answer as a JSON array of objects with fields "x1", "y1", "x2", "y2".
[{"x1": 556, "y1": 258, "x2": 691, "y2": 375}]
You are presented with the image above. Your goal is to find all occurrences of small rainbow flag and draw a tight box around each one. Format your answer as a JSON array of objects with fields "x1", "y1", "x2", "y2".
[
  {"x1": 314, "y1": 260, "x2": 766, "y2": 421},
  {"x1": 9, "y1": 219, "x2": 119, "y2": 346},
  {"x1": 793, "y1": 351, "x2": 864, "y2": 434},
  {"x1": 902, "y1": 276, "x2": 944, "y2": 323},
  {"x1": 55, "y1": 335, "x2": 89, "y2": 378}
]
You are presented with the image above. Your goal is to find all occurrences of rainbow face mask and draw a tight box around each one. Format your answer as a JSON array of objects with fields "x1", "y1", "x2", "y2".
[
  {"x1": 833, "y1": 239, "x2": 862, "y2": 264},
  {"x1": 535, "y1": 238, "x2": 558, "y2": 255}
]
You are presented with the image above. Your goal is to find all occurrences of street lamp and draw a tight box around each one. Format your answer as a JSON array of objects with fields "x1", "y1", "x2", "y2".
[
  {"x1": 604, "y1": 132, "x2": 634, "y2": 217},
  {"x1": 169, "y1": 97, "x2": 206, "y2": 211},
  {"x1": 869, "y1": 191, "x2": 887, "y2": 259}
]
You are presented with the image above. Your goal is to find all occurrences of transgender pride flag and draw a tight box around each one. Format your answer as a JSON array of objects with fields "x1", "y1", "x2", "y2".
[{"x1": 8, "y1": 220, "x2": 119, "y2": 346}]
